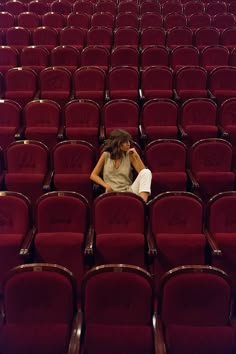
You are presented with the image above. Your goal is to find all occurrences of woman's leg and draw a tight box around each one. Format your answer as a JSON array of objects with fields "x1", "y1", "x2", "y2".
[{"x1": 131, "y1": 168, "x2": 152, "y2": 202}]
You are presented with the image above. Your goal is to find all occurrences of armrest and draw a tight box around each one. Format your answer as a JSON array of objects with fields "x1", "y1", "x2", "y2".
[
  {"x1": 218, "y1": 124, "x2": 229, "y2": 139},
  {"x1": 68, "y1": 311, "x2": 83, "y2": 354},
  {"x1": 34, "y1": 90, "x2": 40, "y2": 100},
  {"x1": 14, "y1": 126, "x2": 25, "y2": 140},
  {"x1": 57, "y1": 125, "x2": 65, "y2": 141},
  {"x1": 139, "y1": 124, "x2": 147, "y2": 143},
  {"x1": 178, "y1": 123, "x2": 188, "y2": 139},
  {"x1": 204, "y1": 229, "x2": 222, "y2": 257},
  {"x1": 84, "y1": 225, "x2": 95, "y2": 257},
  {"x1": 19, "y1": 226, "x2": 37, "y2": 257},
  {"x1": 99, "y1": 124, "x2": 105, "y2": 143},
  {"x1": 207, "y1": 89, "x2": 216, "y2": 101},
  {"x1": 139, "y1": 88, "x2": 145, "y2": 101},
  {"x1": 43, "y1": 170, "x2": 54, "y2": 192},
  {"x1": 173, "y1": 89, "x2": 181, "y2": 102},
  {"x1": 146, "y1": 229, "x2": 157, "y2": 260},
  {"x1": 153, "y1": 314, "x2": 167, "y2": 354},
  {"x1": 186, "y1": 168, "x2": 199, "y2": 190},
  {"x1": 105, "y1": 89, "x2": 110, "y2": 102}
]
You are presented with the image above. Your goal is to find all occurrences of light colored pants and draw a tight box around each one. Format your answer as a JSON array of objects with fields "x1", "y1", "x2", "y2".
[{"x1": 131, "y1": 168, "x2": 152, "y2": 195}]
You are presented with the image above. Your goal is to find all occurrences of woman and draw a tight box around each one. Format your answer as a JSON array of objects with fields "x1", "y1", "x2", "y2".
[{"x1": 90, "y1": 129, "x2": 152, "y2": 202}]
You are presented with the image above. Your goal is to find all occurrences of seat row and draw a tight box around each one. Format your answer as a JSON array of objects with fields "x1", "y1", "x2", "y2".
[
  {"x1": 2, "y1": 44, "x2": 236, "y2": 75},
  {"x1": 0, "y1": 262, "x2": 235, "y2": 354},
  {"x1": 2, "y1": 0, "x2": 236, "y2": 16},
  {"x1": 1, "y1": 25, "x2": 236, "y2": 53},
  {"x1": 1, "y1": 189, "x2": 236, "y2": 304},
  {"x1": 1, "y1": 65, "x2": 236, "y2": 108},
  {"x1": 0, "y1": 137, "x2": 236, "y2": 205}
]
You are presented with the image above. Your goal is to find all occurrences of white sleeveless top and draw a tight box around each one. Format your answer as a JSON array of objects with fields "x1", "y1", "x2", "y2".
[{"x1": 103, "y1": 152, "x2": 133, "y2": 192}]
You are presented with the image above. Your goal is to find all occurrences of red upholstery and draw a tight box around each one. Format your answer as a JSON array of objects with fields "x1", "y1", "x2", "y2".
[
  {"x1": 162, "y1": 1, "x2": 183, "y2": 16},
  {"x1": 108, "y1": 66, "x2": 139, "y2": 101},
  {"x1": 140, "y1": 1, "x2": 161, "y2": 15},
  {"x1": 28, "y1": 1, "x2": 49, "y2": 15},
  {"x1": 39, "y1": 67, "x2": 72, "y2": 108},
  {"x1": 4, "y1": 0, "x2": 27, "y2": 15},
  {"x1": 5, "y1": 140, "x2": 50, "y2": 204},
  {"x1": 144, "y1": 140, "x2": 187, "y2": 197},
  {"x1": 201, "y1": 45, "x2": 229, "y2": 72},
  {"x1": 118, "y1": 1, "x2": 139, "y2": 13},
  {"x1": 24, "y1": 99, "x2": 61, "y2": 150},
  {"x1": 195, "y1": 26, "x2": 220, "y2": 50},
  {"x1": 140, "y1": 13, "x2": 163, "y2": 29},
  {"x1": 206, "y1": 1, "x2": 227, "y2": 15},
  {"x1": 170, "y1": 45, "x2": 199, "y2": 71},
  {"x1": 96, "y1": 1, "x2": 116, "y2": 15},
  {"x1": 188, "y1": 138, "x2": 234, "y2": 201},
  {"x1": 209, "y1": 66, "x2": 236, "y2": 104},
  {"x1": 164, "y1": 13, "x2": 187, "y2": 30},
  {"x1": 66, "y1": 12, "x2": 90, "y2": 29},
  {"x1": 73, "y1": 0, "x2": 94, "y2": 15},
  {"x1": 51, "y1": 46, "x2": 80, "y2": 74},
  {"x1": 166, "y1": 26, "x2": 193, "y2": 49},
  {"x1": 184, "y1": 1, "x2": 205, "y2": 16},
  {"x1": 140, "y1": 67, "x2": 173, "y2": 99},
  {"x1": 59, "y1": 26, "x2": 85, "y2": 51},
  {"x1": 158, "y1": 266, "x2": 236, "y2": 354},
  {"x1": 212, "y1": 13, "x2": 235, "y2": 30},
  {"x1": 32, "y1": 26, "x2": 59, "y2": 51},
  {"x1": 180, "y1": 98, "x2": 218, "y2": 146},
  {"x1": 0, "y1": 46, "x2": 18, "y2": 76},
  {"x1": 81, "y1": 46, "x2": 109, "y2": 72},
  {"x1": 86, "y1": 26, "x2": 112, "y2": 49},
  {"x1": 93, "y1": 193, "x2": 146, "y2": 267},
  {"x1": 73, "y1": 67, "x2": 106, "y2": 106},
  {"x1": 0, "y1": 12, "x2": 15, "y2": 32},
  {"x1": 91, "y1": 12, "x2": 114, "y2": 28},
  {"x1": 5, "y1": 67, "x2": 37, "y2": 108},
  {"x1": 115, "y1": 12, "x2": 139, "y2": 29},
  {"x1": 174, "y1": 66, "x2": 208, "y2": 101},
  {"x1": 188, "y1": 13, "x2": 211, "y2": 30},
  {"x1": 64, "y1": 99, "x2": 100, "y2": 150},
  {"x1": 221, "y1": 27, "x2": 236, "y2": 50},
  {"x1": 0, "y1": 192, "x2": 31, "y2": 294},
  {"x1": 114, "y1": 27, "x2": 139, "y2": 48},
  {"x1": 0, "y1": 264, "x2": 78, "y2": 354},
  {"x1": 81, "y1": 265, "x2": 155, "y2": 354},
  {"x1": 0, "y1": 99, "x2": 21, "y2": 151},
  {"x1": 20, "y1": 46, "x2": 49, "y2": 75},
  {"x1": 149, "y1": 193, "x2": 205, "y2": 290},
  {"x1": 5, "y1": 27, "x2": 31, "y2": 52},
  {"x1": 52, "y1": 141, "x2": 96, "y2": 204},
  {"x1": 140, "y1": 27, "x2": 166, "y2": 48},
  {"x1": 42, "y1": 12, "x2": 66, "y2": 30},
  {"x1": 17, "y1": 11, "x2": 41, "y2": 30},
  {"x1": 141, "y1": 98, "x2": 178, "y2": 141},
  {"x1": 51, "y1": 0, "x2": 72, "y2": 14},
  {"x1": 111, "y1": 46, "x2": 139, "y2": 69},
  {"x1": 141, "y1": 46, "x2": 169, "y2": 69}
]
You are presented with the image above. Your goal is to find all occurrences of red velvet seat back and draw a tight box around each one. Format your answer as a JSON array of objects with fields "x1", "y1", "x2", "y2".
[
  {"x1": 24, "y1": 99, "x2": 60, "y2": 129},
  {"x1": 140, "y1": 27, "x2": 166, "y2": 47},
  {"x1": 208, "y1": 194, "x2": 236, "y2": 233},
  {"x1": 65, "y1": 99, "x2": 100, "y2": 130},
  {"x1": 175, "y1": 66, "x2": 207, "y2": 92},
  {"x1": 141, "y1": 46, "x2": 169, "y2": 69},
  {"x1": 94, "y1": 193, "x2": 145, "y2": 234},
  {"x1": 181, "y1": 98, "x2": 217, "y2": 126},
  {"x1": 150, "y1": 193, "x2": 203, "y2": 234},
  {"x1": 170, "y1": 45, "x2": 199, "y2": 69},
  {"x1": 166, "y1": 27, "x2": 193, "y2": 48}
]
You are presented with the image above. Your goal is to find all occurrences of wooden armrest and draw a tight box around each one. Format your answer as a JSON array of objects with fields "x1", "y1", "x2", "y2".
[
  {"x1": 153, "y1": 314, "x2": 167, "y2": 354},
  {"x1": 57, "y1": 125, "x2": 65, "y2": 141},
  {"x1": 146, "y1": 230, "x2": 158, "y2": 260},
  {"x1": 43, "y1": 170, "x2": 54, "y2": 192},
  {"x1": 68, "y1": 311, "x2": 83, "y2": 354},
  {"x1": 186, "y1": 168, "x2": 199, "y2": 190},
  {"x1": 19, "y1": 226, "x2": 37, "y2": 257},
  {"x1": 178, "y1": 123, "x2": 188, "y2": 139},
  {"x1": 218, "y1": 124, "x2": 229, "y2": 139},
  {"x1": 84, "y1": 225, "x2": 95, "y2": 257},
  {"x1": 139, "y1": 88, "x2": 145, "y2": 101},
  {"x1": 204, "y1": 229, "x2": 222, "y2": 257},
  {"x1": 105, "y1": 89, "x2": 110, "y2": 102}
]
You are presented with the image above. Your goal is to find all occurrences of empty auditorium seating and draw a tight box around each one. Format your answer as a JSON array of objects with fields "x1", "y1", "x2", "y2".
[
  {"x1": 0, "y1": 191, "x2": 32, "y2": 294},
  {"x1": 4, "y1": 140, "x2": 51, "y2": 204},
  {"x1": 51, "y1": 45, "x2": 80, "y2": 74},
  {"x1": 5, "y1": 27, "x2": 31, "y2": 52},
  {"x1": 86, "y1": 26, "x2": 113, "y2": 49},
  {"x1": 20, "y1": 46, "x2": 49, "y2": 75},
  {"x1": 80, "y1": 264, "x2": 156, "y2": 354},
  {"x1": 140, "y1": 27, "x2": 166, "y2": 48},
  {"x1": 87, "y1": 192, "x2": 148, "y2": 267},
  {"x1": 162, "y1": 0, "x2": 183, "y2": 16},
  {"x1": 174, "y1": 66, "x2": 208, "y2": 102},
  {"x1": 28, "y1": 0, "x2": 49, "y2": 15},
  {"x1": 66, "y1": 12, "x2": 90, "y2": 29},
  {"x1": 195, "y1": 27, "x2": 220, "y2": 51},
  {"x1": 39, "y1": 67, "x2": 72, "y2": 108},
  {"x1": 59, "y1": 26, "x2": 85, "y2": 51},
  {"x1": 209, "y1": 66, "x2": 236, "y2": 104},
  {"x1": 220, "y1": 27, "x2": 236, "y2": 51},
  {"x1": 179, "y1": 98, "x2": 218, "y2": 146},
  {"x1": 4, "y1": 67, "x2": 38, "y2": 108},
  {"x1": 73, "y1": 66, "x2": 106, "y2": 106},
  {"x1": 118, "y1": 1, "x2": 139, "y2": 14},
  {"x1": 23, "y1": 99, "x2": 62, "y2": 150},
  {"x1": 166, "y1": 26, "x2": 193, "y2": 49},
  {"x1": 201, "y1": 45, "x2": 229, "y2": 71},
  {"x1": 141, "y1": 98, "x2": 178, "y2": 142},
  {"x1": 157, "y1": 265, "x2": 236, "y2": 354},
  {"x1": 212, "y1": 13, "x2": 235, "y2": 31},
  {"x1": 140, "y1": 12, "x2": 163, "y2": 29},
  {"x1": 170, "y1": 45, "x2": 200, "y2": 71},
  {"x1": 113, "y1": 27, "x2": 139, "y2": 48},
  {"x1": 187, "y1": 12, "x2": 211, "y2": 30},
  {"x1": 115, "y1": 12, "x2": 139, "y2": 29},
  {"x1": 148, "y1": 192, "x2": 205, "y2": 289},
  {"x1": 206, "y1": 1, "x2": 227, "y2": 16},
  {"x1": 33, "y1": 191, "x2": 90, "y2": 296},
  {"x1": 42, "y1": 12, "x2": 66, "y2": 30},
  {"x1": 32, "y1": 26, "x2": 59, "y2": 51},
  {"x1": 0, "y1": 46, "x2": 18, "y2": 77},
  {"x1": 96, "y1": 0, "x2": 116, "y2": 15},
  {"x1": 187, "y1": 138, "x2": 235, "y2": 202},
  {"x1": 141, "y1": 45, "x2": 169, "y2": 69},
  {"x1": 0, "y1": 12, "x2": 15, "y2": 33},
  {"x1": 145, "y1": 139, "x2": 188, "y2": 197},
  {"x1": 91, "y1": 12, "x2": 114, "y2": 29},
  {"x1": 140, "y1": 67, "x2": 173, "y2": 100},
  {"x1": 164, "y1": 12, "x2": 187, "y2": 30},
  {"x1": 107, "y1": 66, "x2": 139, "y2": 101},
  {"x1": 81, "y1": 46, "x2": 109, "y2": 72},
  {"x1": 111, "y1": 46, "x2": 139, "y2": 69},
  {"x1": 102, "y1": 99, "x2": 140, "y2": 141},
  {"x1": 184, "y1": 1, "x2": 205, "y2": 16},
  {"x1": 0, "y1": 263, "x2": 80, "y2": 354},
  {"x1": 4, "y1": 0, "x2": 27, "y2": 15},
  {"x1": 50, "y1": 0, "x2": 72, "y2": 15},
  {"x1": 64, "y1": 99, "x2": 101, "y2": 150},
  {"x1": 52, "y1": 141, "x2": 96, "y2": 203},
  {"x1": 218, "y1": 98, "x2": 236, "y2": 168},
  {"x1": 140, "y1": 0, "x2": 161, "y2": 14},
  {"x1": 0, "y1": 99, "x2": 22, "y2": 151},
  {"x1": 73, "y1": 0, "x2": 94, "y2": 15},
  {"x1": 17, "y1": 11, "x2": 41, "y2": 30}
]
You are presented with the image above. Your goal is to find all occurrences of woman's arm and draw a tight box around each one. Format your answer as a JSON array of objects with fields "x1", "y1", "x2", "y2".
[
  {"x1": 90, "y1": 152, "x2": 112, "y2": 192},
  {"x1": 128, "y1": 148, "x2": 146, "y2": 173}
]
